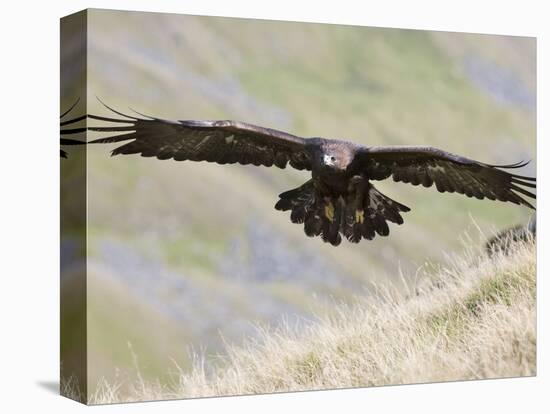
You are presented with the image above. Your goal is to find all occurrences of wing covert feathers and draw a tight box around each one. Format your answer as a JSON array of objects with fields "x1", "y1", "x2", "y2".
[
  {"x1": 88, "y1": 103, "x2": 311, "y2": 170},
  {"x1": 361, "y1": 146, "x2": 536, "y2": 209}
]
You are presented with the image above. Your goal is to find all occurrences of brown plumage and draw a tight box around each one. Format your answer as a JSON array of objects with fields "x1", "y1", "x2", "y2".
[{"x1": 88, "y1": 103, "x2": 536, "y2": 246}]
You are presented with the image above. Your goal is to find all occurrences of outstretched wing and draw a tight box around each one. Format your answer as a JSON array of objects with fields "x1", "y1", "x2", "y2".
[
  {"x1": 88, "y1": 103, "x2": 311, "y2": 170},
  {"x1": 358, "y1": 146, "x2": 536, "y2": 209},
  {"x1": 60, "y1": 98, "x2": 86, "y2": 158}
]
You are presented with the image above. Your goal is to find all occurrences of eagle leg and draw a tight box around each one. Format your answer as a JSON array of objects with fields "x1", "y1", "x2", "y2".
[{"x1": 274, "y1": 179, "x2": 410, "y2": 246}]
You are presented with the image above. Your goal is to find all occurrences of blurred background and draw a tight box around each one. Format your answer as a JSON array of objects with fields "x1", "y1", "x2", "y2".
[{"x1": 62, "y1": 9, "x2": 535, "y2": 390}]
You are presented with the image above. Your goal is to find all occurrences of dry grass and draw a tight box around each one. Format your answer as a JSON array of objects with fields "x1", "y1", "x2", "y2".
[
  {"x1": 85, "y1": 237, "x2": 536, "y2": 404},
  {"x1": 60, "y1": 374, "x2": 85, "y2": 404}
]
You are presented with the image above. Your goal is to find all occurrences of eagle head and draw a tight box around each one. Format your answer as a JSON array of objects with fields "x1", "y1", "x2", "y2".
[
  {"x1": 323, "y1": 154, "x2": 339, "y2": 167},
  {"x1": 321, "y1": 144, "x2": 354, "y2": 172}
]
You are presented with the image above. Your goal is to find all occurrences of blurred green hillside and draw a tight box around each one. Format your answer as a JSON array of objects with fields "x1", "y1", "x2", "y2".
[{"x1": 64, "y1": 9, "x2": 535, "y2": 390}]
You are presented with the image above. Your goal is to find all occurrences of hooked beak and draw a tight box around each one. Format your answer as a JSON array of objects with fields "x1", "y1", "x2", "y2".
[{"x1": 323, "y1": 154, "x2": 334, "y2": 166}]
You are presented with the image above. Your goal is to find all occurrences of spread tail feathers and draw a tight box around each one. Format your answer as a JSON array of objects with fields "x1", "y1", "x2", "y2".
[{"x1": 275, "y1": 180, "x2": 410, "y2": 246}]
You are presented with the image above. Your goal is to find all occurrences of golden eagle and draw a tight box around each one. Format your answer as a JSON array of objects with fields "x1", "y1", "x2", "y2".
[{"x1": 89, "y1": 104, "x2": 536, "y2": 246}]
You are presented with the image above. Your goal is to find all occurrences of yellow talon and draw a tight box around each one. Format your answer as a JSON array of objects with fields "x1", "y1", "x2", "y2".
[
  {"x1": 355, "y1": 210, "x2": 364, "y2": 224},
  {"x1": 325, "y1": 201, "x2": 335, "y2": 222}
]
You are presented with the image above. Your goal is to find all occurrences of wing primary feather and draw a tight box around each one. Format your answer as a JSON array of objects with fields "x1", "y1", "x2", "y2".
[
  {"x1": 88, "y1": 125, "x2": 137, "y2": 132},
  {"x1": 95, "y1": 97, "x2": 141, "y2": 120},
  {"x1": 60, "y1": 114, "x2": 86, "y2": 126},
  {"x1": 88, "y1": 114, "x2": 138, "y2": 124},
  {"x1": 60, "y1": 138, "x2": 85, "y2": 145},
  {"x1": 89, "y1": 132, "x2": 136, "y2": 144},
  {"x1": 509, "y1": 183, "x2": 536, "y2": 200},
  {"x1": 61, "y1": 127, "x2": 86, "y2": 134},
  {"x1": 512, "y1": 196, "x2": 535, "y2": 209},
  {"x1": 508, "y1": 172, "x2": 536, "y2": 181},
  {"x1": 60, "y1": 97, "x2": 80, "y2": 118},
  {"x1": 128, "y1": 107, "x2": 159, "y2": 120},
  {"x1": 487, "y1": 160, "x2": 530, "y2": 169},
  {"x1": 511, "y1": 178, "x2": 536, "y2": 188}
]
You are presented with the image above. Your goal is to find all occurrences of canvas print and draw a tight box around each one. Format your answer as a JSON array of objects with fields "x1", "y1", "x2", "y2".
[{"x1": 60, "y1": 9, "x2": 536, "y2": 405}]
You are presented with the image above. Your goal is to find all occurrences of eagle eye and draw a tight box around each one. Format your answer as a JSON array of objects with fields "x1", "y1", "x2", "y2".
[{"x1": 330, "y1": 156, "x2": 336, "y2": 162}]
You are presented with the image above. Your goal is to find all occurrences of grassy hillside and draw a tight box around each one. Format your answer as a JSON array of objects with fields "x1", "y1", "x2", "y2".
[
  {"x1": 82, "y1": 237, "x2": 535, "y2": 404},
  {"x1": 63, "y1": 10, "x2": 536, "y2": 389}
]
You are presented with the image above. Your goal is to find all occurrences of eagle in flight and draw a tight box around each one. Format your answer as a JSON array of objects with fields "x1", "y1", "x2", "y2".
[{"x1": 88, "y1": 104, "x2": 536, "y2": 246}]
